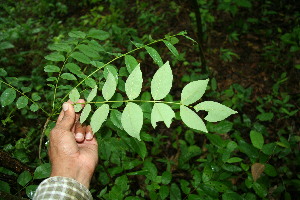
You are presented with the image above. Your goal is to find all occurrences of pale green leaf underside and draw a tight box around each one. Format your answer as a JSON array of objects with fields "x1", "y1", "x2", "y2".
[
  {"x1": 121, "y1": 102, "x2": 143, "y2": 140},
  {"x1": 87, "y1": 85, "x2": 98, "y2": 102},
  {"x1": 74, "y1": 104, "x2": 82, "y2": 112},
  {"x1": 181, "y1": 79, "x2": 209, "y2": 105},
  {"x1": 125, "y1": 63, "x2": 143, "y2": 100},
  {"x1": 145, "y1": 46, "x2": 163, "y2": 67},
  {"x1": 102, "y1": 71, "x2": 117, "y2": 101},
  {"x1": 151, "y1": 61, "x2": 173, "y2": 100},
  {"x1": 69, "y1": 88, "x2": 80, "y2": 103},
  {"x1": 80, "y1": 104, "x2": 91, "y2": 124},
  {"x1": 151, "y1": 103, "x2": 175, "y2": 128},
  {"x1": 180, "y1": 105, "x2": 207, "y2": 132},
  {"x1": 194, "y1": 101, "x2": 238, "y2": 122},
  {"x1": 90, "y1": 104, "x2": 110, "y2": 133}
]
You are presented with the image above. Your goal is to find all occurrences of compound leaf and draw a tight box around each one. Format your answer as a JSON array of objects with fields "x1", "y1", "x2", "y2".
[
  {"x1": 151, "y1": 103, "x2": 175, "y2": 128},
  {"x1": 194, "y1": 101, "x2": 237, "y2": 122},
  {"x1": 90, "y1": 104, "x2": 110, "y2": 133},
  {"x1": 87, "y1": 85, "x2": 98, "y2": 102},
  {"x1": 145, "y1": 46, "x2": 163, "y2": 67},
  {"x1": 121, "y1": 102, "x2": 143, "y2": 140},
  {"x1": 125, "y1": 63, "x2": 143, "y2": 100},
  {"x1": 102, "y1": 71, "x2": 117, "y2": 101},
  {"x1": 1, "y1": 88, "x2": 16, "y2": 106},
  {"x1": 180, "y1": 105, "x2": 207, "y2": 132},
  {"x1": 181, "y1": 79, "x2": 209, "y2": 105},
  {"x1": 69, "y1": 88, "x2": 80, "y2": 103},
  {"x1": 80, "y1": 104, "x2": 91, "y2": 124},
  {"x1": 151, "y1": 61, "x2": 173, "y2": 100}
]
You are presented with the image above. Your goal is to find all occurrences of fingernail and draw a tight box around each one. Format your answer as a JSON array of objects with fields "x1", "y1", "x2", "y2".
[
  {"x1": 86, "y1": 132, "x2": 93, "y2": 140},
  {"x1": 75, "y1": 133, "x2": 84, "y2": 139},
  {"x1": 63, "y1": 103, "x2": 69, "y2": 111}
]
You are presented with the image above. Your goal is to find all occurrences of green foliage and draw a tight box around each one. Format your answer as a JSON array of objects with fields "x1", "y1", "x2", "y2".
[{"x1": 0, "y1": 0, "x2": 299, "y2": 199}]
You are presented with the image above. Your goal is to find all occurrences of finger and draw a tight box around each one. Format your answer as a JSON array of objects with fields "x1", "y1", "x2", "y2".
[
  {"x1": 72, "y1": 99, "x2": 86, "y2": 132},
  {"x1": 56, "y1": 102, "x2": 76, "y2": 131},
  {"x1": 85, "y1": 125, "x2": 94, "y2": 141},
  {"x1": 74, "y1": 122, "x2": 86, "y2": 143},
  {"x1": 57, "y1": 100, "x2": 73, "y2": 124}
]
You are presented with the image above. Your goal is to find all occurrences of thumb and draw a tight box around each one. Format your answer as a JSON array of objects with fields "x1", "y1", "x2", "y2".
[{"x1": 56, "y1": 102, "x2": 76, "y2": 131}]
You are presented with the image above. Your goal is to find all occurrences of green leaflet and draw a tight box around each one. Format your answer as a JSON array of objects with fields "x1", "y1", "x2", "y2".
[
  {"x1": 44, "y1": 53, "x2": 65, "y2": 62},
  {"x1": 250, "y1": 130, "x2": 264, "y2": 149},
  {"x1": 30, "y1": 104, "x2": 39, "y2": 112},
  {"x1": 16, "y1": 96, "x2": 28, "y2": 109},
  {"x1": 17, "y1": 171, "x2": 32, "y2": 187},
  {"x1": 125, "y1": 63, "x2": 143, "y2": 100},
  {"x1": 102, "y1": 71, "x2": 117, "y2": 101},
  {"x1": 110, "y1": 110, "x2": 123, "y2": 130},
  {"x1": 90, "y1": 104, "x2": 110, "y2": 133},
  {"x1": 121, "y1": 102, "x2": 143, "y2": 140},
  {"x1": 125, "y1": 55, "x2": 138, "y2": 73},
  {"x1": 151, "y1": 103, "x2": 175, "y2": 128},
  {"x1": 194, "y1": 101, "x2": 237, "y2": 122},
  {"x1": 77, "y1": 44, "x2": 100, "y2": 58},
  {"x1": 163, "y1": 40, "x2": 179, "y2": 57},
  {"x1": 33, "y1": 163, "x2": 51, "y2": 179},
  {"x1": 80, "y1": 104, "x2": 91, "y2": 124},
  {"x1": 65, "y1": 63, "x2": 82, "y2": 76},
  {"x1": 69, "y1": 88, "x2": 80, "y2": 103},
  {"x1": 44, "y1": 65, "x2": 60, "y2": 72},
  {"x1": 145, "y1": 46, "x2": 163, "y2": 67},
  {"x1": 70, "y1": 52, "x2": 91, "y2": 64},
  {"x1": 61, "y1": 73, "x2": 77, "y2": 81},
  {"x1": 88, "y1": 29, "x2": 109, "y2": 40},
  {"x1": 87, "y1": 85, "x2": 98, "y2": 102},
  {"x1": 68, "y1": 31, "x2": 86, "y2": 39},
  {"x1": 160, "y1": 185, "x2": 169, "y2": 200},
  {"x1": 181, "y1": 79, "x2": 209, "y2": 105},
  {"x1": 1, "y1": 88, "x2": 16, "y2": 106},
  {"x1": 180, "y1": 105, "x2": 207, "y2": 132},
  {"x1": 48, "y1": 43, "x2": 71, "y2": 53},
  {"x1": 151, "y1": 61, "x2": 173, "y2": 100}
]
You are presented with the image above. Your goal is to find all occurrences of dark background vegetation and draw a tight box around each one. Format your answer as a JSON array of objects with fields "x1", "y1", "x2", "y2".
[{"x1": 0, "y1": 0, "x2": 299, "y2": 199}]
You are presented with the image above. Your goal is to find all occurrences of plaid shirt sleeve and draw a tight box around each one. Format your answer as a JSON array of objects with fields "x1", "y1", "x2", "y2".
[{"x1": 32, "y1": 176, "x2": 93, "y2": 200}]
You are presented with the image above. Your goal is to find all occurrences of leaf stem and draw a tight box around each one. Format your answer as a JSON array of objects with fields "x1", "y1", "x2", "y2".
[
  {"x1": 0, "y1": 79, "x2": 50, "y2": 116},
  {"x1": 75, "y1": 99, "x2": 184, "y2": 106}
]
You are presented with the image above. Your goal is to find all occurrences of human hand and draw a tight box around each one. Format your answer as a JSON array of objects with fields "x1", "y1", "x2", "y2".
[{"x1": 49, "y1": 100, "x2": 98, "y2": 188}]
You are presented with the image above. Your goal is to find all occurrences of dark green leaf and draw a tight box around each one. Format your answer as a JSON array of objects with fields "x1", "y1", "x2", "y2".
[
  {"x1": 1, "y1": 88, "x2": 16, "y2": 106},
  {"x1": 250, "y1": 130, "x2": 264, "y2": 149},
  {"x1": 77, "y1": 44, "x2": 100, "y2": 58},
  {"x1": 162, "y1": 171, "x2": 172, "y2": 185},
  {"x1": 68, "y1": 31, "x2": 86, "y2": 39},
  {"x1": 0, "y1": 180, "x2": 10, "y2": 193},
  {"x1": 125, "y1": 55, "x2": 138, "y2": 73},
  {"x1": 61, "y1": 73, "x2": 77, "y2": 81},
  {"x1": 170, "y1": 183, "x2": 181, "y2": 200},
  {"x1": 70, "y1": 52, "x2": 91, "y2": 64},
  {"x1": 159, "y1": 185, "x2": 169, "y2": 200},
  {"x1": 253, "y1": 182, "x2": 267, "y2": 198},
  {"x1": 30, "y1": 104, "x2": 39, "y2": 112},
  {"x1": 163, "y1": 40, "x2": 179, "y2": 57},
  {"x1": 0, "y1": 68, "x2": 7, "y2": 76},
  {"x1": 257, "y1": 112, "x2": 274, "y2": 121},
  {"x1": 17, "y1": 171, "x2": 32, "y2": 186},
  {"x1": 88, "y1": 29, "x2": 109, "y2": 40},
  {"x1": 44, "y1": 65, "x2": 60, "y2": 72},
  {"x1": 44, "y1": 53, "x2": 65, "y2": 62},
  {"x1": 16, "y1": 96, "x2": 28, "y2": 109},
  {"x1": 33, "y1": 163, "x2": 51, "y2": 179},
  {"x1": 0, "y1": 41, "x2": 14, "y2": 50},
  {"x1": 145, "y1": 46, "x2": 163, "y2": 67},
  {"x1": 48, "y1": 43, "x2": 71, "y2": 52},
  {"x1": 110, "y1": 110, "x2": 123, "y2": 130}
]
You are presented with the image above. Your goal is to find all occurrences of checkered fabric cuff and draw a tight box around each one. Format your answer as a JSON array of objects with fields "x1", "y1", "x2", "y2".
[{"x1": 33, "y1": 176, "x2": 93, "y2": 200}]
